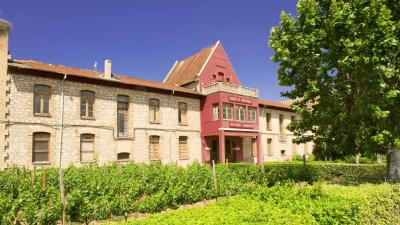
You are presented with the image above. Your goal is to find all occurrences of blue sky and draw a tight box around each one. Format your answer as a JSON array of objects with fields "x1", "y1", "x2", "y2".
[{"x1": 1, "y1": 0, "x2": 297, "y2": 101}]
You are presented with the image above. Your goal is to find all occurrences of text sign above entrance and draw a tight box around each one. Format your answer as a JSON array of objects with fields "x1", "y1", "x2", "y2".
[
  {"x1": 228, "y1": 96, "x2": 252, "y2": 104},
  {"x1": 229, "y1": 122, "x2": 255, "y2": 129}
]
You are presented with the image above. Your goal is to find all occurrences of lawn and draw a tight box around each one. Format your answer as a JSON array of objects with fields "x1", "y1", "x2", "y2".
[{"x1": 107, "y1": 183, "x2": 400, "y2": 225}]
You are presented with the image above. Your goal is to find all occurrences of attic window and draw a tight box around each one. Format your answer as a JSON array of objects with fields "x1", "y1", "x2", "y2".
[
  {"x1": 213, "y1": 75, "x2": 217, "y2": 80},
  {"x1": 217, "y1": 72, "x2": 224, "y2": 82},
  {"x1": 226, "y1": 77, "x2": 230, "y2": 82}
]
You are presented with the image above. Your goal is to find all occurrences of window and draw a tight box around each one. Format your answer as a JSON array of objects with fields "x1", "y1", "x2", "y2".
[
  {"x1": 235, "y1": 105, "x2": 245, "y2": 121},
  {"x1": 179, "y1": 136, "x2": 189, "y2": 160},
  {"x1": 32, "y1": 132, "x2": 50, "y2": 163},
  {"x1": 149, "y1": 98, "x2": 160, "y2": 123},
  {"x1": 248, "y1": 107, "x2": 256, "y2": 122},
  {"x1": 117, "y1": 152, "x2": 130, "y2": 161},
  {"x1": 266, "y1": 113, "x2": 272, "y2": 130},
  {"x1": 149, "y1": 135, "x2": 160, "y2": 160},
  {"x1": 213, "y1": 104, "x2": 219, "y2": 120},
  {"x1": 267, "y1": 138, "x2": 273, "y2": 156},
  {"x1": 33, "y1": 85, "x2": 51, "y2": 115},
  {"x1": 81, "y1": 91, "x2": 95, "y2": 118},
  {"x1": 222, "y1": 103, "x2": 233, "y2": 120},
  {"x1": 80, "y1": 134, "x2": 95, "y2": 162},
  {"x1": 291, "y1": 116, "x2": 296, "y2": 123},
  {"x1": 117, "y1": 95, "x2": 129, "y2": 137},
  {"x1": 178, "y1": 102, "x2": 188, "y2": 125},
  {"x1": 279, "y1": 114, "x2": 286, "y2": 142},
  {"x1": 281, "y1": 149, "x2": 286, "y2": 156},
  {"x1": 251, "y1": 138, "x2": 257, "y2": 157}
]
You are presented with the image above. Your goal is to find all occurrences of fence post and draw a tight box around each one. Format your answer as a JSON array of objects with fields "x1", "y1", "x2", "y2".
[
  {"x1": 32, "y1": 167, "x2": 36, "y2": 186},
  {"x1": 212, "y1": 160, "x2": 218, "y2": 195},
  {"x1": 42, "y1": 168, "x2": 47, "y2": 191}
]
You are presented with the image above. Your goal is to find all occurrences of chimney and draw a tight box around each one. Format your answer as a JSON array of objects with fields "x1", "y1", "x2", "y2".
[
  {"x1": 0, "y1": 19, "x2": 11, "y2": 69},
  {"x1": 104, "y1": 59, "x2": 112, "y2": 79}
]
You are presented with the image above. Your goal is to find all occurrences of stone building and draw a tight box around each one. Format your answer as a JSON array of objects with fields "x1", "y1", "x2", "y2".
[{"x1": 0, "y1": 20, "x2": 312, "y2": 169}]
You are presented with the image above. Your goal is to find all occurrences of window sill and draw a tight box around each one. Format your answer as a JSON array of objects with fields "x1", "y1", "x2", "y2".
[
  {"x1": 149, "y1": 121, "x2": 161, "y2": 124},
  {"x1": 179, "y1": 123, "x2": 188, "y2": 126},
  {"x1": 33, "y1": 161, "x2": 51, "y2": 166},
  {"x1": 80, "y1": 160, "x2": 96, "y2": 164},
  {"x1": 81, "y1": 117, "x2": 96, "y2": 120},
  {"x1": 179, "y1": 158, "x2": 189, "y2": 160},
  {"x1": 116, "y1": 136, "x2": 133, "y2": 140},
  {"x1": 34, "y1": 113, "x2": 51, "y2": 117}
]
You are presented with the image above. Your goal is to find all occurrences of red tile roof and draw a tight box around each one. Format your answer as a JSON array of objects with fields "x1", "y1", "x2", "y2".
[
  {"x1": 259, "y1": 99, "x2": 292, "y2": 111},
  {"x1": 8, "y1": 59, "x2": 202, "y2": 96},
  {"x1": 163, "y1": 42, "x2": 217, "y2": 86}
]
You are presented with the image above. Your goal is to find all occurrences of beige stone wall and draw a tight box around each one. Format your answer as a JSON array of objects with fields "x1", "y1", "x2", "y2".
[
  {"x1": 0, "y1": 32, "x2": 9, "y2": 169},
  {"x1": 4, "y1": 73, "x2": 201, "y2": 168},
  {"x1": 259, "y1": 108, "x2": 314, "y2": 162}
]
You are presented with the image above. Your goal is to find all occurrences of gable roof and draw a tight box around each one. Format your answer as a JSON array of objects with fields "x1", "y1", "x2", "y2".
[
  {"x1": 8, "y1": 59, "x2": 203, "y2": 97},
  {"x1": 163, "y1": 42, "x2": 218, "y2": 86}
]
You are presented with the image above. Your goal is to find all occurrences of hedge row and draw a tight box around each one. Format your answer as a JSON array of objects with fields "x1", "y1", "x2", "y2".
[
  {"x1": 262, "y1": 162, "x2": 387, "y2": 184},
  {"x1": 125, "y1": 183, "x2": 400, "y2": 225},
  {"x1": 0, "y1": 162, "x2": 387, "y2": 224}
]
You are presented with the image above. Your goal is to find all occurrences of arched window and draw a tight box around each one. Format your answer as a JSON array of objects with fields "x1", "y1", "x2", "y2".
[
  {"x1": 80, "y1": 133, "x2": 95, "y2": 162},
  {"x1": 81, "y1": 90, "x2": 95, "y2": 118},
  {"x1": 33, "y1": 85, "x2": 51, "y2": 115},
  {"x1": 32, "y1": 132, "x2": 50, "y2": 163},
  {"x1": 117, "y1": 152, "x2": 130, "y2": 161},
  {"x1": 149, "y1": 98, "x2": 160, "y2": 123},
  {"x1": 149, "y1": 135, "x2": 160, "y2": 160}
]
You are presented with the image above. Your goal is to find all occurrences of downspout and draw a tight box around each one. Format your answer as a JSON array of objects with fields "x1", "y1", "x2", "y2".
[
  {"x1": 169, "y1": 90, "x2": 175, "y2": 163},
  {"x1": 58, "y1": 74, "x2": 67, "y2": 225}
]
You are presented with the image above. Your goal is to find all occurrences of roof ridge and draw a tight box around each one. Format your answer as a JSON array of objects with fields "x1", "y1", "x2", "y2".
[{"x1": 15, "y1": 59, "x2": 101, "y2": 74}]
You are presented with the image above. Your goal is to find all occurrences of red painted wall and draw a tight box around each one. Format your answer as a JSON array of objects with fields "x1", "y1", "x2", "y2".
[{"x1": 199, "y1": 43, "x2": 241, "y2": 90}]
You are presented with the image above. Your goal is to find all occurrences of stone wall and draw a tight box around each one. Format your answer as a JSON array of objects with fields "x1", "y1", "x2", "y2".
[
  {"x1": 3, "y1": 73, "x2": 201, "y2": 168},
  {"x1": 259, "y1": 108, "x2": 313, "y2": 162}
]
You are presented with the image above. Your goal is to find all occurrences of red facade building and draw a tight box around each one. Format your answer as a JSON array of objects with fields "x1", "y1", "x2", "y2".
[{"x1": 165, "y1": 41, "x2": 264, "y2": 164}]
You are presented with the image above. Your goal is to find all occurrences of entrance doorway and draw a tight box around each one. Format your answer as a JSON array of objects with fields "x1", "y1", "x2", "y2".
[
  {"x1": 210, "y1": 139, "x2": 219, "y2": 163},
  {"x1": 225, "y1": 138, "x2": 237, "y2": 163}
]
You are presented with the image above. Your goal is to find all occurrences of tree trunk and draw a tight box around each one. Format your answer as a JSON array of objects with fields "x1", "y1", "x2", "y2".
[{"x1": 388, "y1": 149, "x2": 400, "y2": 182}]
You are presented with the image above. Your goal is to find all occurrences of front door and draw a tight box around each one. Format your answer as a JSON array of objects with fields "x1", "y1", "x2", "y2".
[
  {"x1": 210, "y1": 139, "x2": 219, "y2": 163},
  {"x1": 225, "y1": 139, "x2": 236, "y2": 163}
]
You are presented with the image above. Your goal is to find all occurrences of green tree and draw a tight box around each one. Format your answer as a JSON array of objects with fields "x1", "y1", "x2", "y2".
[{"x1": 269, "y1": 0, "x2": 399, "y2": 178}]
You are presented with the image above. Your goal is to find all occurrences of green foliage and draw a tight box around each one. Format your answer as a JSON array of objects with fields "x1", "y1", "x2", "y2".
[
  {"x1": 0, "y1": 162, "x2": 387, "y2": 224},
  {"x1": 265, "y1": 162, "x2": 386, "y2": 185},
  {"x1": 120, "y1": 183, "x2": 400, "y2": 225},
  {"x1": 269, "y1": 0, "x2": 400, "y2": 157}
]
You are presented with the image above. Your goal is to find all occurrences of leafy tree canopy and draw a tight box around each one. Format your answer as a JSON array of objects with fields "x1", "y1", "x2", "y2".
[{"x1": 269, "y1": 0, "x2": 400, "y2": 158}]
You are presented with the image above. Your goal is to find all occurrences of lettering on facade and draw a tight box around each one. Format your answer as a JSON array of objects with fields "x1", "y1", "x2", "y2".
[
  {"x1": 229, "y1": 122, "x2": 254, "y2": 129},
  {"x1": 228, "y1": 96, "x2": 252, "y2": 104}
]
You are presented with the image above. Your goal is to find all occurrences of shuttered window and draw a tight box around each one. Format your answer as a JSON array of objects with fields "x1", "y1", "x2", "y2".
[
  {"x1": 149, "y1": 98, "x2": 160, "y2": 123},
  {"x1": 32, "y1": 132, "x2": 50, "y2": 163},
  {"x1": 80, "y1": 134, "x2": 95, "y2": 162},
  {"x1": 178, "y1": 102, "x2": 188, "y2": 125},
  {"x1": 81, "y1": 90, "x2": 95, "y2": 118},
  {"x1": 117, "y1": 95, "x2": 129, "y2": 137},
  {"x1": 267, "y1": 138, "x2": 273, "y2": 156},
  {"x1": 266, "y1": 113, "x2": 272, "y2": 130},
  {"x1": 179, "y1": 136, "x2": 188, "y2": 160},
  {"x1": 149, "y1": 135, "x2": 160, "y2": 160},
  {"x1": 33, "y1": 85, "x2": 51, "y2": 115}
]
